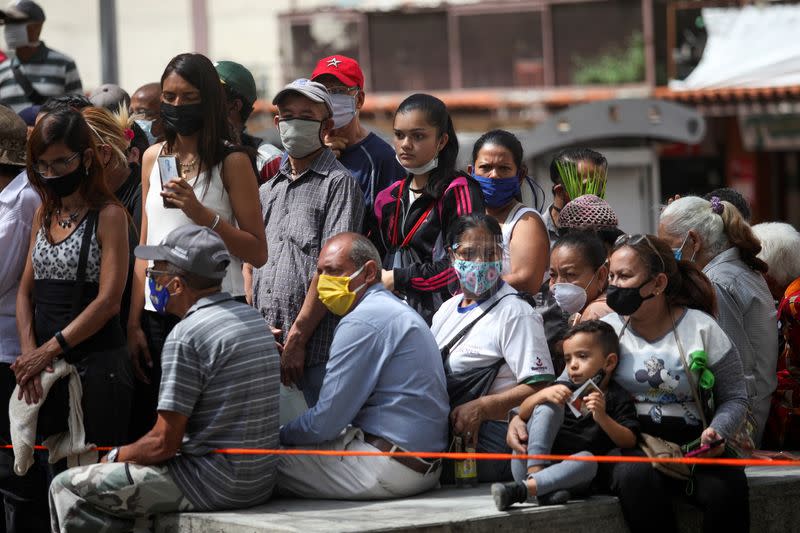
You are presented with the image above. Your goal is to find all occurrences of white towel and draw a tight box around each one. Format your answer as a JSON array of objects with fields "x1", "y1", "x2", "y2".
[{"x1": 9, "y1": 359, "x2": 96, "y2": 476}]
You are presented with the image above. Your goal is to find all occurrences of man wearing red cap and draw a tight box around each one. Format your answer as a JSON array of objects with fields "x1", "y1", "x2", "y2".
[{"x1": 311, "y1": 55, "x2": 404, "y2": 230}]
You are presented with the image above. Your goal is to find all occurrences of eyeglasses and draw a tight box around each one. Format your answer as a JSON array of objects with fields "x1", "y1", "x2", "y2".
[
  {"x1": 614, "y1": 234, "x2": 666, "y2": 273},
  {"x1": 34, "y1": 152, "x2": 81, "y2": 177},
  {"x1": 326, "y1": 85, "x2": 360, "y2": 95},
  {"x1": 145, "y1": 267, "x2": 171, "y2": 279}
]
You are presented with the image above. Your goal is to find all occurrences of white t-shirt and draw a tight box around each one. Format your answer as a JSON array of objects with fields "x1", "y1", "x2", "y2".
[
  {"x1": 602, "y1": 309, "x2": 737, "y2": 426},
  {"x1": 431, "y1": 283, "x2": 555, "y2": 396}
]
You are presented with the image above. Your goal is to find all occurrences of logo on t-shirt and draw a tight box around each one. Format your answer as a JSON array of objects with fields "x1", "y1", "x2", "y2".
[{"x1": 531, "y1": 357, "x2": 546, "y2": 371}]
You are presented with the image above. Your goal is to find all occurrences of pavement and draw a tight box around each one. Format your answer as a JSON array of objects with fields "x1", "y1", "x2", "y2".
[{"x1": 155, "y1": 466, "x2": 800, "y2": 533}]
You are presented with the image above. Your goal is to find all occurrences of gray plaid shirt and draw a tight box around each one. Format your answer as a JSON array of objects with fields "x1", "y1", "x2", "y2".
[{"x1": 252, "y1": 149, "x2": 365, "y2": 366}]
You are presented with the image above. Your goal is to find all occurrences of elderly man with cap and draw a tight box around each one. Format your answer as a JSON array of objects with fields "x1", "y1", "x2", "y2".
[
  {"x1": 252, "y1": 79, "x2": 364, "y2": 407},
  {"x1": 311, "y1": 55, "x2": 404, "y2": 219},
  {"x1": 0, "y1": 104, "x2": 42, "y2": 533},
  {"x1": 215, "y1": 60, "x2": 282, "y2": 182},
  {"x1": 0, "y1": 0, "x2": 82, "y2": 112},
  {"x1": 278, "y1": 232, "x2": 448, "y2": 500},
  {"x1": 49, "y1": 224, "x2": 280, "y2": 530}
]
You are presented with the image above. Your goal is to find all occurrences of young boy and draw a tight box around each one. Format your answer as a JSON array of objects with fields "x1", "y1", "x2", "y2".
[{"x1": 492, "y1": 320, "x2": 639, "y2": 510}]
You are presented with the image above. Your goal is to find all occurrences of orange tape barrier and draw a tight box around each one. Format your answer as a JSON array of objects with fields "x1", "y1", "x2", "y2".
[{"x1": 7, "y1": 445, "x2": 800, "y2": 468}]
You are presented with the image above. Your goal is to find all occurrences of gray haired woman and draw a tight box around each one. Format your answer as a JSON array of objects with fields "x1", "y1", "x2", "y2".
[{"x1": 658, "y1": 195, "x2": 776, "y2": 445}]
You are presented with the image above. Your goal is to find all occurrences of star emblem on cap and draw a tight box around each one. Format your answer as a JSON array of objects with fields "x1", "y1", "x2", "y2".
[{"x1": 327, "y1": 57, "x2": 342, "y2": 68}]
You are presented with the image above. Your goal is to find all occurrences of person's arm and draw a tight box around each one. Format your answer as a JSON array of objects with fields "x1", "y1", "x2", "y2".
[
  {"x1": 0, "y1": 187, "x2": 39, "y2": 297},
  {"x1": 519, "y1": 384, "x2": 572, "y2": 421},
  {"x1": 584, "y1": 392, "x2": 637, "y2": 449},
  {"x1": 64, "y1": 59, "x2": 82, "y2": 94},
  {"x1": 280, "y1": 318, "x2": 382, "y2": 445},
  {"x1": 15, "y1": 207, "x2": 43, "y2": 356},
  {"x1": 164, "y1": 151, "x2": 267, "y2": 267},
  {"x1": 110, "y1": 411, "x2": 187, "y2": 465},
  {"x1": 127, "y1": 143, "x2": 158, "y2": 383},
  {"x1": 503, "y1": 212, "x2": 549, "y2": 294},
  {"x1": 281, "y1": 174, "x2": 365, "y2": 385},
  {"x1": 13, "y1": 205, "x2": 130, "y2": 395},
  {"x1": 707, "y1": 346, "x2": 749, "y2": 440}
]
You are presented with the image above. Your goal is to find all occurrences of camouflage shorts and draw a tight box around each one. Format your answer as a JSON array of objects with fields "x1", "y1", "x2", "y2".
[{"x1": 49, "y1": 462, "x2": 194, "y2": 533}]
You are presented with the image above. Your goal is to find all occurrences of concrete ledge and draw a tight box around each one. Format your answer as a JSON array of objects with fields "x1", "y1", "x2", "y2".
[{"x1": 155, "y1": 467, "x2": 800, "y2": 533}]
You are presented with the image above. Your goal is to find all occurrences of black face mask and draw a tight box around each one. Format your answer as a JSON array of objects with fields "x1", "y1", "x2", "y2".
[
  {"x1": 606, "y1": 279, "x2": 655, "y2": 316},
  {"x1": 160, "y1": 102, "x2": 204, "y2": 136},
  {"x1": 42, "y1": 160, "x2": 84, "y2": 198}
]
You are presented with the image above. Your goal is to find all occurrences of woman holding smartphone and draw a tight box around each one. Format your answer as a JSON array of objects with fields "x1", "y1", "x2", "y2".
[{"x1": 126, "y1": 53, "x2": 266, "y2": 440}]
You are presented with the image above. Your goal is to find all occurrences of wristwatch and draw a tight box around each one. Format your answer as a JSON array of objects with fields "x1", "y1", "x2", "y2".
[{"x1": 107, "y1": 447, "x2": 120, "y2": 463}]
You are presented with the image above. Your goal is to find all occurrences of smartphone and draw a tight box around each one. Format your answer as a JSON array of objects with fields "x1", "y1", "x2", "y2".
[
  {"x1": 157, "y1": 155, "x2": 179, "y2": 209},
  {"x1": 684, "y1": 438, "x2": 725, "y2": 458}
]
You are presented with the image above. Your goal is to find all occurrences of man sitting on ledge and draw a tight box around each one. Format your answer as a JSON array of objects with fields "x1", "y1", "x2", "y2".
[
  {"x1": 49, "y1": 225, "x2": 280, "y2": 531},
  {"x1": 278, "y1": 232, "x2": 449, "y2": 499}
]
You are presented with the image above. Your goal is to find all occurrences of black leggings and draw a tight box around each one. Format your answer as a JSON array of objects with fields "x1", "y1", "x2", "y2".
[{"x1": 608, "y1": 448, "x2": 749, "y2": 533}]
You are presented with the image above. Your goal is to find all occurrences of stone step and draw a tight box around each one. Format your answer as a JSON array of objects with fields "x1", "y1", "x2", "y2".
[{"x1": 155, "y1": 466, "x2": 800, "y2": 533}]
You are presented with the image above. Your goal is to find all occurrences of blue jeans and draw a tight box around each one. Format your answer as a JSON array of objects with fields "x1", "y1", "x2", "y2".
[
  {"x1": 511, "y1": 402, "x2": 596, "y2": 496},
  {"x1": 476, "y1": 420, "x2": 513, "y2": 482},
  {"x1": 299, "y1": 363, "x2": 327, "y2": 407}
]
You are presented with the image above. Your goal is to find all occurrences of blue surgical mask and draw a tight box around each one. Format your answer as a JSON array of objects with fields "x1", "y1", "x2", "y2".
[
  {"x1": 471, "y1": 174, "x2": 520, "y2": 209},
  {"x1": 673, "y1": 233, "x2": 691, "y2": 261},
  {"x1": 148, "y1": 276, "x2": 176, "y2": 315},
  {"x1": 134, "y1": 119, "x2": 157, "y2": 145}
]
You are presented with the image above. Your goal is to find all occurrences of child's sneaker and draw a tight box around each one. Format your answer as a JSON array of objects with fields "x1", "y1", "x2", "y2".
[
  {"x1": 491, "y1": 481, "x2": 528, "y2": 511},
  {"x1": 537, "y1": 489, "x2": 571, "y2": 506}
]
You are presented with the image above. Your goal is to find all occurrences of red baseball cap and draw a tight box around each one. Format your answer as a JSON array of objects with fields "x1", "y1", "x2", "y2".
[{"x1": 311, "y1": 55, "x2": 364, "y2": 89}]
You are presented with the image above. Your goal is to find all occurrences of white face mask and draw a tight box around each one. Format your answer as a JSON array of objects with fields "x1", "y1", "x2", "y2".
[
  {"x1": 4, "y1": 24, "x2": 32, "y2": 49},
  {"x1": 396, "y1": 154, "x2": 438, "y2": 176},
  {"x1": 278, "y1": 118, "x2": 323, "y2": 158},
  {"x1": 552, "y1": 267, "x2": 601, "y2": 315},
  {"x1": 330, "y1": 94, "x2": 357, "y2": 129},
  {"x1": 552, "y1": 283, "x2": 588, "y2": 315}
]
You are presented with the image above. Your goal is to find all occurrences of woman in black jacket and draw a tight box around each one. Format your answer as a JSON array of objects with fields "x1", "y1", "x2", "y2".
[{"x1": 374, "y1": 94, "x2": 484, "y2": 323}]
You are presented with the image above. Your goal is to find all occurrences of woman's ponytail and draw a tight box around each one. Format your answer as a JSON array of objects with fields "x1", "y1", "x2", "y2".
[
  {"x1": 719, "y1": 200, "x2": 768, "y2": 273},
  {"x1": 666, "y1": 259, "x2": 718, "y2": 317}
]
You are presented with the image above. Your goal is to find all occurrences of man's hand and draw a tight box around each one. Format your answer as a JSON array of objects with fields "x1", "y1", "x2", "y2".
[
  {"x1": 127, "y1": 325, "x2": 152, "y2": 384},
  {"x1": 584, "y1": 391, "x2": 607, "y2": 422},
  {"x1": 451, "y1": 399, "x2": 485, "y2": 447},
  {"x1": 506, "y1": 414, "x2": 528, "y2": 454},
  {"x1": 324, "y1": 135, "x2": 348, "y2": 158},
  {"x1": 280, "y1": 336, "x2": 305, "y2": 386}
]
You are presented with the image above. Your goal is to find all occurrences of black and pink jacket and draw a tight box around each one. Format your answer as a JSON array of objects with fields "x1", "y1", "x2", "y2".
[{"x1": 373, "y1": 173, "x2": 485, "y2": 308}]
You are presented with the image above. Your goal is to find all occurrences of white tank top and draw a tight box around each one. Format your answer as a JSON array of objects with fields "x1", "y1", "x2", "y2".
[
  {"x1": 501, "y1": 202, "x2": 543, "y2": 250},
  {"x1": 143, "y1": 145, "x2": 243, "y2": 311}
]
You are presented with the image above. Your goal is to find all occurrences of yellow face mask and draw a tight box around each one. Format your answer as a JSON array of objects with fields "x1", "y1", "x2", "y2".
[{"x1": 317, "y1": 265, "x2": 366, "y2": 316}]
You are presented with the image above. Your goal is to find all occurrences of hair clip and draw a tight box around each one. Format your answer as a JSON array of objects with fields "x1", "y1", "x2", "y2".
[
  {"x1": 124, "y1": 128, "x2": 135, "y2": 141},
  {"x1": 710, "y1": 196, "x2": 724, "y2": 215}
]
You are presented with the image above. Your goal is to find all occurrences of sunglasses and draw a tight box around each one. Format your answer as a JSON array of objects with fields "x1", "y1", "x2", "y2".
[{"x1": 614, "y1": 234, "x2": 666, "y2": 273}]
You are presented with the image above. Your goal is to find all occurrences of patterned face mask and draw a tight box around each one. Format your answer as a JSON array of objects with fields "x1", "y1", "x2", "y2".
[{"x1": 453, "y1": 259, "x2": 503, "y2": 297}]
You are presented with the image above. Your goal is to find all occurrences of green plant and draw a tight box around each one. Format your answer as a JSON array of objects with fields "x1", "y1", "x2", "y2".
[
  {"x1": 555, "y1": 160, "x2": 607, "y2": 199},
  {"x1": 572, "y1": 32, "x2": 645, "y2": 85}
]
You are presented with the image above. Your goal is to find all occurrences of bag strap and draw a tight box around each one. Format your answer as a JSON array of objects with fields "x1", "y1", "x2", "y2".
[
  {"x1": 669, "y1": 310, "x2": 709, "y2": 429},
  {"x1": 69, "y1": 210, "x2": 99, "y2": 319},
  {"x1": 440, "y1": 292, "x2": 524, "y2": 361},
  {"x1": 10, "y1": 63, "x2": 46, "y2": 105}
]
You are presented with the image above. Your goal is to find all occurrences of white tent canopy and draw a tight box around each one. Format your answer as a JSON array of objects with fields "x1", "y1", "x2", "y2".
[{"x1": 670, "y1": 4, "x2": 800, "y2": 90}]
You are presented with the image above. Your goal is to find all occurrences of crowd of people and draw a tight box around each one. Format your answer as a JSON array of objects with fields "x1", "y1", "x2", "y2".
[{"x1": 1, "y1": 1, "x2": 800, "y2": 533}]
